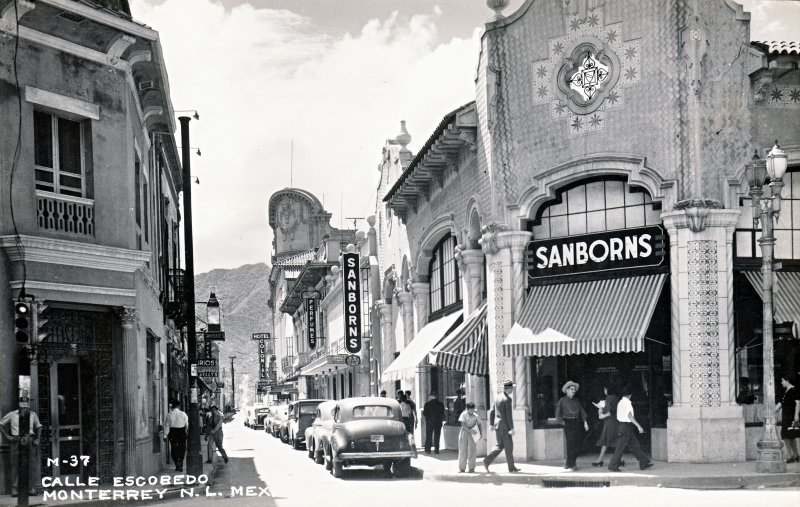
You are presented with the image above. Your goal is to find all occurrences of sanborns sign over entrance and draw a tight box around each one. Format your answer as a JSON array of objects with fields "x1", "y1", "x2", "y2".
[
  {"x1": 527, "y1": 226, "x2": 667, "y2": 279},
  {"x1": 342, "y1": 252, "x2": 361, "y2": 353}
]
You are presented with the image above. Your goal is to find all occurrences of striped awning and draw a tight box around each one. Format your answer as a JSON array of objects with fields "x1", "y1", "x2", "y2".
[
  {"x1": 503, "y1": 274, "x2": 667, "y2": 357},
  {"x1": 382, "y1": 310, "x2": 463, "y2": 382},
  {"x1": 429, "y1": 304, "x2": 488, "y2": 376},
  {"x1": 743, "y1": 270, "x2": 800, "y2": 336}
]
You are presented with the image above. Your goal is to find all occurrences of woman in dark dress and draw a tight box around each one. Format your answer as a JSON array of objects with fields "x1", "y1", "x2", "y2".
[
  {"x1": 592, "y1": 385, "x2": 620, "y2": 467},
  {"x1": 776, "y1": 375, "x2": 800, "y2": 463}
]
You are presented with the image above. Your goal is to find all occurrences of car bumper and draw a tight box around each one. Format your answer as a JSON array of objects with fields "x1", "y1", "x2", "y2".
[{"x1": 337, "y1": 451, "x2": 416, "y2": 460}]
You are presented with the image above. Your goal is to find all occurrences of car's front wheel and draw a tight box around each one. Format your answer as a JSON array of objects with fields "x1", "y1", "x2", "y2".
[
  {"x1": 324, "y1": 446, "x2": 333, "y2": 471},
  {"x1": 331, "y1": 457, "x2": 343, "y2": 478},
  {"x1": 314, "y1": 448, "x2": 324, "y2": 464},
  {"x1": 307, "y1": 440, "x2": 314, "y2": 458}
]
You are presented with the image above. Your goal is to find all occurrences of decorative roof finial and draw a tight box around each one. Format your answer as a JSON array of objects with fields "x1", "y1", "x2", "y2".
[
  {"x1": 487, "y1": 0, "x2": 509, "y2": 20},
  {"x1": 396, "y1": 120, "x2": 412, "y2": 152}
]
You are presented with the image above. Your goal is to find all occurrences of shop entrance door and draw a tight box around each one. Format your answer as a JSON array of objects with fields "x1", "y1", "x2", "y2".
[{"x1": 49, "y1": 359, "x2": 83, "y2": 478}]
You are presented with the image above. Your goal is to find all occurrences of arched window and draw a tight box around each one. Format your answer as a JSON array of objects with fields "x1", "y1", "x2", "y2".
[
  {"x1": 530, "y1": 177, "x2": 661, "y2": 239},
  {"x1": 429, "y1": 235, "x2": 462, "y2": 316}
]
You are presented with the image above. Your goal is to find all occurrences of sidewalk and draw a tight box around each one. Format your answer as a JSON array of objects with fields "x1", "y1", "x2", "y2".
[
  {"x1": 412, "y1": 449, "x2": 800, "y2": 489},
  {"x1": 0, "y1": 458, "x2": 219, "y2": 507}
]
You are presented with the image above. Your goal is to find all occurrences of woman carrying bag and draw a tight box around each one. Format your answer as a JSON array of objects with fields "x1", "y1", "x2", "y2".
[
  {"x1": 592, "y1": 385, "x2": 620, "y2": 467},
  {"x1": 457, "y1": 402, "x2": 482, "y2": 473}
]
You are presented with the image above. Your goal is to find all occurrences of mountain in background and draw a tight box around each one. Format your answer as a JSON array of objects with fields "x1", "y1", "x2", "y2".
[{"x1": 194, "y1": 262, "x2": 272, "y2": 405}]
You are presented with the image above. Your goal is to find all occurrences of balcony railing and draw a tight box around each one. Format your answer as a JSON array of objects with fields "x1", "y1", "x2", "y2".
[
  {"x1": 36, "y1": 191, "x2": 95, "y2": 236},
  {"x1": 166, "y1": 268, "x2": 185, "y2": 323},
  {"x1": 281, "y1": 356, "x2": 295, "y2": 374}
]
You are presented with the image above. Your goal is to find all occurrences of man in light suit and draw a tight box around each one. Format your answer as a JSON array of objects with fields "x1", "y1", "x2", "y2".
[{"x1": 483, "y1": 380, "x2": 521, "y2": 473}]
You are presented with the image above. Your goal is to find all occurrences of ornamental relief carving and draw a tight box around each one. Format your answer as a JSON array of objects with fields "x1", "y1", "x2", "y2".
[{"x1": 531, "y1": 8, "x2": 641, "y2": 136}]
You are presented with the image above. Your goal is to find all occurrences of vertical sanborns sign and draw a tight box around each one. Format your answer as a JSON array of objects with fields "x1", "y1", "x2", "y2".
[
  {"x1": 342, "y1": 252, "x2": 361, "y2": 353},
  {"x1": 306, "y1": 297, "x2": 317, "y2": 350}
]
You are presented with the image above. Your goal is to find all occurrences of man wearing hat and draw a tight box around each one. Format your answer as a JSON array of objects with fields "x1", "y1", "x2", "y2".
[
  {"x1": 422, "y1": 392, "x2": 445, "y2": 454},
  {"x1": 483, "y1": 380, "x2": 521, "y2": 473},
  {"x1": 206, "y1": 405, "x2": 229, "y2": 464},
  {"x1": 556, "y1": 380, "x2": 589, "y2": 470}
]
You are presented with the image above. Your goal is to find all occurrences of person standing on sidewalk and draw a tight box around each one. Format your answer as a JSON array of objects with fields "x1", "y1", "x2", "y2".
[
  {"x1": 207, "y1": 406, "x2": 229, "y2": 464},
  {"x1": 776, "y1": 375, "x2": 800, "y2": 463},
  {"x1": 608, "y1": 386, "x2": 653, "y2": 472},
  {"x1": 405, "y1": 390, "x2": 418, "y2": 432},
  {"x1": 204, "y1": 409, "x2": 216, "y2": 463},
  {"x1": 0, "y1": 407, "x2": 41, "y2": 496},
  {"x1": 592, "y1": 384, "x2": 620, "y2": 467},
  {"x1": 164, "y1": 400, "x2": 188, "y2": 472},
  {"x1": 556, "y1": 380, "x2": 589, "y2": 470},
  {"x1": 422, "y1": 392, "x2": 445, "y2": 454},
  {"x1": 483, "y1": 380, "x2": 520, "y2": 473},
  {"x1": 457, "y1": 402, "x2": 481, "y2": 473}
]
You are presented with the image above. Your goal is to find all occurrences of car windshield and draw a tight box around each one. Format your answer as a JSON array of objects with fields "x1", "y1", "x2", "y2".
[
  {"x1": 352, "y1": 405, "x2": 393, "y2": 418},
  {"x1": 299, "y1": 404, "x2": 320, "y2": 415}
]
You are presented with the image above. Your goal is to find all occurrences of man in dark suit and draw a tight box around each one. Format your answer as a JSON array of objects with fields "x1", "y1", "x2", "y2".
[
  {"x1": 483, "y1": 380, "x2": 520, "y2": 473},
  {"x1": 422, "y1": 393, "x2": 445, "y2": 454}
]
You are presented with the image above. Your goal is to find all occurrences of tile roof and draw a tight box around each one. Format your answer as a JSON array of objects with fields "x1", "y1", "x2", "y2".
[
  {"x1": 754, "y1": 41, "x2": 800, "y2": 55},
  {"x1": 275, "y1": 249, "x2": 316, "y2": 267}
]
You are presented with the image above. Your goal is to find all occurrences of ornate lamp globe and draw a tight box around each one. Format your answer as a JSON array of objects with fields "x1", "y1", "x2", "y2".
[
  {"x1": 766, "y1": 142, "x2": 788, "y2": 181},
  {"x1": 206, "y1": 292, "x2": 221, "y2": 332}
]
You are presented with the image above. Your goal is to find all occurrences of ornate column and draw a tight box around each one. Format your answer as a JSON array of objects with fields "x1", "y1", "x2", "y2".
[
  {"x1": 398, "y1": 291, "x2": 415, "y2": 348},
  {"x1": 460, "y1": 247, "x2": 488, "y2": 455},
  {"x1": 410, "y1": 283, "x2": 430, "y2": 338},
  {"x1": 119, "y1": 306, "x2": 138, "y2": 475},
  {"x1": 377, "y1": 301, "x2": 394, "y2": 390},
  {"x1": 662, "y1": 208, "x2": 744, "y2": 463},
  {"x1": 508, "y1": 232, "x2": 532, "y2": 412},
  {"x1": 480, "y1": 225, "x2": 534, "y2": 460}
]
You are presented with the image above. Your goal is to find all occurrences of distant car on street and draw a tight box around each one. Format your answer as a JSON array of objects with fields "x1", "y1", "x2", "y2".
[
  {"x1": 270, "y1": 404, "x2": 290, "y2": 441},
  {"x1": 287, "y1": 399, "x2": 328, "y2": 449},
  {"x1": 253, "y1": 405, "x2": 271, "y2": 430},
  {"x1": 324, "y1": 397, "x2": 417, "y2": 478},
  {"x1": 305, "y1": 400, "x2": 337, "y2": 462}
]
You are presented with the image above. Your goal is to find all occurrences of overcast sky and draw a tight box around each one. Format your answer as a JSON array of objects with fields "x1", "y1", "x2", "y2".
[{"x1": 129, "y1": 0, "x2": 800, "y2": 274}]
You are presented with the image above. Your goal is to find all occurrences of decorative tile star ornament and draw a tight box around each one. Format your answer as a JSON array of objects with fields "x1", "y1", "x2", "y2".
[
  {"x1": 531, "y1": 9, "x2": 641, "y2": 135},
  {"x1": 764, "y1": 85, "x2": 800, "y2": 109}
]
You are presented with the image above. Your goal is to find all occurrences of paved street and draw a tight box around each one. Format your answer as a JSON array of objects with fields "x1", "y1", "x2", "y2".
[{"x1": 139, "y1": 413, "x2": 800, "y2": 507}]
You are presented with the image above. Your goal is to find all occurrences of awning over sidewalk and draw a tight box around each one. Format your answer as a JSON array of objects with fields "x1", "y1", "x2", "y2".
[
  {"x1": 503, "y1": 274, "x2": 667, "y2": 357},
  {"x1": 429, "y1": 304, "x2": 488, "y2": 376},
  {"x1": 382, "y1": 310, "x2": 463, "y2": 382},
  {"x1": 743, "y1": 270, "x2": 800, "y2": 337}
]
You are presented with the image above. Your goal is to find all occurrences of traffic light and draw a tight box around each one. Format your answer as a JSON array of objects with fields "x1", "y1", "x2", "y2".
[
  {"x1": 14, "y1": 301, "x2": 32, "y2": 343},
  {"x1": 35, "y1": 302, "x2": 49, "y2": 342}
]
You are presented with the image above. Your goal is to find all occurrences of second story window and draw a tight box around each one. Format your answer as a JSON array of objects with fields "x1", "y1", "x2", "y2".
[
  {"x1": 429, "y1": 235, "x2": 462, "y2": 316},
  {"x1": 34, "y1": 110, "x2": 87, "y2": 197}
]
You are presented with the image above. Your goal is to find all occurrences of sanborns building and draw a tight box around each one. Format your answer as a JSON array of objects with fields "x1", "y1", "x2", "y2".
[{"x1": 383, "y1": 0, "x2": 800, "y2": 464}]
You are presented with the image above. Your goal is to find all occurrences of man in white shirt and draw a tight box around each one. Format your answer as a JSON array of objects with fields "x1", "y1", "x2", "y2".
[
  {"x1": 164, "y1": 400, "x2": 188, "y2": 472},
  {"x1": 608, "y1": 386, "x2": 653, "y2": 471}
]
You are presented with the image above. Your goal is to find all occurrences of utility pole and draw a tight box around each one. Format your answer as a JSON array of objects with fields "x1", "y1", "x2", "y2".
[
  {"x1": 229, "y1": 356, "x2": 236, "y2": 410},
  {"x1": 179, "y1": 116, "x2": 202, "y2": 476}
]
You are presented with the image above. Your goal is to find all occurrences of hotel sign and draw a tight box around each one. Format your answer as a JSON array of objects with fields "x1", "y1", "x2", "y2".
[
  {"x1": 342, "y1": 252, "x2": 361, "y2": 354},
  {"x1": 528, "y1": 226, "x2": 667, "y2": 279},
  {"x1": 258, "y1": 339, "x2": 267, "y2": 379}
]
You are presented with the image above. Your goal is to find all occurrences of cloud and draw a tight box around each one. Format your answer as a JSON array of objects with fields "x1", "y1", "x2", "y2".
[{"x1": 132, "y1": 0, "x2": 480, "y2": 273}]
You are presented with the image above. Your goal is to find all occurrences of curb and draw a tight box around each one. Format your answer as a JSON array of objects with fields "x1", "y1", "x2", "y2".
[{"x1": 419, "y1": 469, "x2": 800, "y2": 489}]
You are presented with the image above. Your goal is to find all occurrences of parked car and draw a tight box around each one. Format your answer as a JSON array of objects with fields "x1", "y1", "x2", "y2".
[
  {"x1": 253, "y1": 406, "x2": 271, "y2": 430},
  {"x1": 270, "y1": 404, "x2": 290, "y2": 441},
  {"x1": 324, "y1": 397, "x2": 417, "y2": 478},
  {"x1": 245, "y1": 405, "x2": 264, "y2": 428},
  {"x1": 306, "y1": 400, "x2": 337, "y2": 463}
]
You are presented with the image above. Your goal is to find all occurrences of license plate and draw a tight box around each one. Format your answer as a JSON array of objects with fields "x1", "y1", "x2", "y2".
[{"x1": 370, "y1": 434, "x2": 384, "y2": 443}]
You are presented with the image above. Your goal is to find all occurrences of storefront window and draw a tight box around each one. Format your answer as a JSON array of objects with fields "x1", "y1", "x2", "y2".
[{"x1": 429, "y1": 366, "x2": 466, "y2": 425}]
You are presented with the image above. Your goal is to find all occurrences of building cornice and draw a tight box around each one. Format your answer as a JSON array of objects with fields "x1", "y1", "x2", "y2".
[
  {"x1": 39, "y1": 0, "x2": 157, "y2": 41},
  {"x1": 9, "y1": 280, "x2": 137, "y2": 299},
  {"x1": 0, "y1": 235, "x2": 150, "y2": 273}
]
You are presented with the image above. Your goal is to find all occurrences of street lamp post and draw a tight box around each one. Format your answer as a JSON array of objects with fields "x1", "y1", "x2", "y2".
[
  {"x1": 749, "y1": 142, "x2": 789, "y2": 473},
  {"x1": 179, "y1": 116, "x2": 203, "y2": 477}
]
